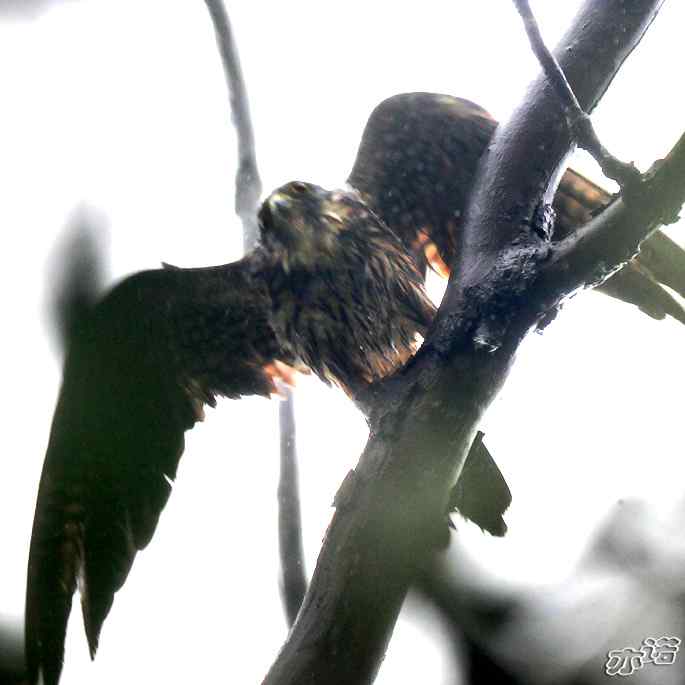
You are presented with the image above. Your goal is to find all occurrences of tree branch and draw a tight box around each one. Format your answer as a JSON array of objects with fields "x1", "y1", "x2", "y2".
[
  {"x1": 277, "y1": 387, "x2": 307, "y2": 626},
  {"x1": 203, "y1": 0, "x2": 262, "y2": 251},
  {"x1": 263, "y1": 2, "x2": 669, "y2": 683},
  {"x1": 203, "y1": 0, "x2": 307, "y2": 628},
  {"x1": 509, "y1": 0, "x2": 685, "y2": 315},
  {"x1": 540, "y1": 130, "x2": 685, "y2": 305},
  {"x1": 512, "y1": 0, "x2": 640, "y2": 189}
]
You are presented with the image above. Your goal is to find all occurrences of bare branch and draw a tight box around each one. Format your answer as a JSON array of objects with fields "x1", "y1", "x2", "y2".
[
  {"x1": 203, "y1": 0, "x2": 262, "y2": 250},
  {"x1": 540, "y1": 130, "x2": 685, "y2": 305},
  {"x1": 203, "y1": 0, "x2": 307, "y2": 628},
  {"x1": 513, "y1": 0, "x2": 641, "y2": 189},
  {"x1": 511, "y1": 0, "x2": 685, "y2": 319},
  {"x1": 277, "y1": 388, "x2": 307, "y2": 626}
]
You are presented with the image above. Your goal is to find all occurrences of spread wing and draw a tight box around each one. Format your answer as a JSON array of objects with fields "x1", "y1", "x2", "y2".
[
  {"x1": 349, "y1": 92, "x2": 685, "y2": 324},
  {"x1": 26, "y1": 256, "x2": 281, "y2": 685}
]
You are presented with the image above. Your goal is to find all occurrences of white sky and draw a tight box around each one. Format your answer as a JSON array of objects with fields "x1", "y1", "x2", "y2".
[{"x1": 0, "y1": 1, "x2": 684, "y2": 683}]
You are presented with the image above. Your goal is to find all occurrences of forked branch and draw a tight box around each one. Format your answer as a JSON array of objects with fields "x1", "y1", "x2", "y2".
[
  {"x1": 512, "y1": 0, "x2": 640, "y2": 189},
  {"x1": 203, "y1": 0, "x2": 307, "y2": 628}
]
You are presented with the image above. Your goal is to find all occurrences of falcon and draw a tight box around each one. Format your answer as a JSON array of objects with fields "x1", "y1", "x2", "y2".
[
  {"x1": 255, "y1": 182, "x2": 435, "y2": 392},
  {"x1": 349, "y1": 92, "x2": 685, "y2": 323},
  {"x1": 25, "y1": 181, "x2": 440, "y2": 685},
  {"x1": 28, "y1": 92, "x2": 683, "y2": 685}
]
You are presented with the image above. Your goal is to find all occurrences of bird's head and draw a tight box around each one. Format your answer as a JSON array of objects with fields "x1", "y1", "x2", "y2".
[{"x1": 258, "y1": 181, "x2": 370, "y2": 270}]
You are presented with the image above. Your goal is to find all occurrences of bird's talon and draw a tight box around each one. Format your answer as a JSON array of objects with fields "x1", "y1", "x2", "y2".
[{"x1": 424, "y1": 242, "x2": 450, "y2": 278}]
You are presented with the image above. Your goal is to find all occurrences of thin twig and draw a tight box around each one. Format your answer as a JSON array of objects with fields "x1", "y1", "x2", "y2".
[
  {"x1": 203, "y1": 0, "x2": 307, "y2": 627},
  {"x1": 203, "y1": 0, "x2": 262, "y2": 250},
  {"x1": 277, "y1": 387, "x2": 307, "y2": 626},
  {"x1": 513, "y1": 0, "x2": 641, "y2": 189}
]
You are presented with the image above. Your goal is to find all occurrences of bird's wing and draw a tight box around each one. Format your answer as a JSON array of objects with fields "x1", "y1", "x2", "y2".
[
  {"x1": 26, "y1": 256, "x2": 281, "y2": 685},
  {"x1": 349, "y1": 92, "x2": 496, "y2": 274},
  {"x1": 349, "y1": 92, "x2": 685, "y2": 324}
]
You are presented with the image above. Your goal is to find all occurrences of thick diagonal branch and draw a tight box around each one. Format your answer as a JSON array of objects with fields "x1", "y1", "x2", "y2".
[{"x1": 263, "y1": 3, "x2": 667, "y2": 684}]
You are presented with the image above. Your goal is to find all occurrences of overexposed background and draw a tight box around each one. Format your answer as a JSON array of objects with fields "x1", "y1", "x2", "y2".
[{"x1": 1, "y1": 1, "x2": 684, "y2": 683}]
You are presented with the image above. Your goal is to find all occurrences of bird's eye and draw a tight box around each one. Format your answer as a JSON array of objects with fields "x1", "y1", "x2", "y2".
[{"x1": 290, "y1": 181, "x2": 308, "y2": 194}]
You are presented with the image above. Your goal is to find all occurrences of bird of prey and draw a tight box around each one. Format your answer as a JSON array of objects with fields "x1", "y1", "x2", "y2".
[
  {"x1": 349, "y1": 92, "x2": 685, "y2": 324},
  {"x1": 255, "y1": 182, "x2": 435, "y2": 392},
  {"x1": 25, "y1": 181, "x2": 438, "y2": 685},
  {"x1": 29, "y1": 91, "x2": 682, "y2": 685}
]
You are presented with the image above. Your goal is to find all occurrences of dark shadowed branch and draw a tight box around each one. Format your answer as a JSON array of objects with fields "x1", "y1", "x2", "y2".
[
  {"x1": 203, "y1": 0, "x2": 262, "y2": 251},
  {"x1": 263, "y1": 2, "x2": 678, "y2": 683},
  {"x1": 509, "y1": 0, "x2": 685, "y2": 307},
  {"x1": 540, "y1": 130, "x2": 685, "y2": 303}
]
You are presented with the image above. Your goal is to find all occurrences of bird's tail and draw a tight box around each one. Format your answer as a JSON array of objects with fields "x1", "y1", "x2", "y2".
[
  {"x1": 555, "y1": 169, "x2": 685, "y2": 324},
  {"x1": 449, "y1": 432, "x2": 511, "y2": 537}
]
